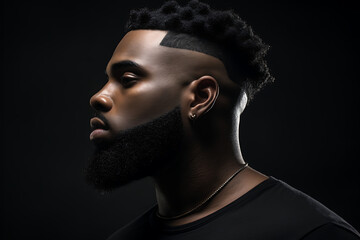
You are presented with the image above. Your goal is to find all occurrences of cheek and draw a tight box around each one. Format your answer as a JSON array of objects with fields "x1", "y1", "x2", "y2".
[{"x1": 110, "y1": 80, "x2": 182, "y2": 131}]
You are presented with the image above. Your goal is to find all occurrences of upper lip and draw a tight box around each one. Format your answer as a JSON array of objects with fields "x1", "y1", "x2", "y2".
[{"x1": 90, "y1": 117, "x2": 109, "y2": 131}]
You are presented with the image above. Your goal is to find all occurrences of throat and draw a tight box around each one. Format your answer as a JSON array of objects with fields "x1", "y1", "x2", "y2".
[
  {"x1": 154, "y1": 165, "x2": 268, "y2": 226},
  {"x1": 152, "y1": 148, "x2": 256, "y2": 226},
  {"x1": 156, "y1": 163, "x2": 249, "y2": 221}
]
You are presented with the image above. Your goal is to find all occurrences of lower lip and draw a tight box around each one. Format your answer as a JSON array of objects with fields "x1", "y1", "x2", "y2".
[{"x1": 90, "y1": 129, "x2": 109, "y2": 140}]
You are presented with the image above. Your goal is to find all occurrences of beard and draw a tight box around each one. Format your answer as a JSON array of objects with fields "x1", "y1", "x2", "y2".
[{"x1": 85, "y1": 107, "x2": 184, "y2": 192}]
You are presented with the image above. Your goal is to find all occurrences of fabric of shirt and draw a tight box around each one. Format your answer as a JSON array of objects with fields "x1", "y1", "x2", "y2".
[{"x1": 107, "y1": 177, "x2": 360, "y2": 240}]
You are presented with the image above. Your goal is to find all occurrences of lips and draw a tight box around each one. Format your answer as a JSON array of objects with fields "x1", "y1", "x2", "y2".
[
  {"x1": 90, "y1": 117, "x2": 109, "y2": 130},
  {"x1": 90, "y1": 117, "x2": 110, "y2": 141}
]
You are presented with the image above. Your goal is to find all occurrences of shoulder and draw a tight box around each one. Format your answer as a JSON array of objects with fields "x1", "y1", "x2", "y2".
[
  {"x1": 261, "y1": 177, "x2": 345, "y2": 221},
  {"x1": 300, "y1": 222, "x2": 360, "y2": 239},
  {"x1": 241, "y1": 177, "x2": 360, "y2": 238},
  {"x1": 106, "y1": 207, "x2": 156, "y2": 240}
]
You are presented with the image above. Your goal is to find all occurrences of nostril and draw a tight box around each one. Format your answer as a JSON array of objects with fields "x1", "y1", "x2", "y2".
[{"x1": 90, "y1": 94, "x2": 113, "y2": 112}]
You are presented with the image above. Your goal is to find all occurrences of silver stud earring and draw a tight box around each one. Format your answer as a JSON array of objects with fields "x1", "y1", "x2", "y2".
[{"x1": 189, "y1": 113, "x2": 197, "y2": 120}]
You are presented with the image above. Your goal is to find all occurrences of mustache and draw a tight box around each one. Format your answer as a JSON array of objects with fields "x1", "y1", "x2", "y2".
[{"x1": 85, "y1": 106, "x2": 183, "y2": 191}]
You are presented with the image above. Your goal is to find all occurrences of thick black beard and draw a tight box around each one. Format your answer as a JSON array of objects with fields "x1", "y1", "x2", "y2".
[{"x1": 85, "y1": 107, "x2": 183, "y2": 192}]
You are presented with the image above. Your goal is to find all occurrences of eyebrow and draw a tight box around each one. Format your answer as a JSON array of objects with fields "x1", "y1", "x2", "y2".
[{"x1": 105, "y1": 60, "x2": 144, "y2": 77}]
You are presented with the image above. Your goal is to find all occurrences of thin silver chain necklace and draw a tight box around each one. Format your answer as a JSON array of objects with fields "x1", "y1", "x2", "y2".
[{"x1": 156, "y1": 163, "x2": 249, "y2": 220}]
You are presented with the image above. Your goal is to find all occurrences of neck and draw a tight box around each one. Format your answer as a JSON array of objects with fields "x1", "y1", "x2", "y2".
[
  {"x1": 152, "y1": 125, "x2": 247, "y2": 221},
  {"x1": 151, "y1": 111, "x2": 269, "y2": 226}
]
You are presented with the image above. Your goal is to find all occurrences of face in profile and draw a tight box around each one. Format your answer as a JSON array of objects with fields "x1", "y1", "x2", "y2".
[{"x1": 86, "y1": 30, "x2": 188, "y2": 191}]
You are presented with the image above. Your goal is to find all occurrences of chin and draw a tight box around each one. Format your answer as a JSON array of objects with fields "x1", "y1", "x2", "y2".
[{"x1": 85, "y1": 106, "x2": 184, "y2": 191}]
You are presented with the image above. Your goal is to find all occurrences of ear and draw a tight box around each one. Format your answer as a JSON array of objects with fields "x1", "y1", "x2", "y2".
[
  {"x1": 238, "y1": 90, "x2": 248, "y2": 114},
  {"x1": 187, "y1": 76, "x2": 219, "y2": 119}
]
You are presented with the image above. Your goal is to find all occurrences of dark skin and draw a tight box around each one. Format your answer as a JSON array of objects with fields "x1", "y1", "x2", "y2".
[{"x1": 90, "y1": 30, "x2": 268, "y2": 226}]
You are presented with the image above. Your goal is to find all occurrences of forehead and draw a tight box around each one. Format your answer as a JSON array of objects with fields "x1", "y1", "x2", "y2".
[
  {"x1": 107, "y1": 30, "x2": 229, "y2": 84},
  {"x1": 112, "y1": 30, "x2": 167, "y2": 63},
  {"x1": 107, "y1": 30, "x2": 175, "y2": 74}
]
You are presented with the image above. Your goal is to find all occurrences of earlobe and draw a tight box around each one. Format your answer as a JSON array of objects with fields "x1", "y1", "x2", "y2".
[
  {"x1": 189, "y1": 113, "x2": 197, "y2": 120},
  {"x1": 188, "y1": 76, "x2": 219, "y2": 119}
]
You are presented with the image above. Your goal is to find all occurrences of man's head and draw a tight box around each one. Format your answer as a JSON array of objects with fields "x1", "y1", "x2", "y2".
[
  {"x1": 125, "y1": 0, "x2": 274, "y2": 101},
  {"x1": 86, "y1": 0, "x2": 273, "y2": 191}
]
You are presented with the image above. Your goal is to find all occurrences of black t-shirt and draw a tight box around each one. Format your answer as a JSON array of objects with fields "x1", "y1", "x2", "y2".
[{"x1": 107, "y1": 177, "x2": 360, "y2": 239}]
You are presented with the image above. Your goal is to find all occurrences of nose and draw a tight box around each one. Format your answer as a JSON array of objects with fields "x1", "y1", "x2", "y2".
[{"x1": 90, "y1": 93, "x2": 113, "y2": 112}]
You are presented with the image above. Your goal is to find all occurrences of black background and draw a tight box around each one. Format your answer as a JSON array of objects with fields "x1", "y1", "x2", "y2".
[{"x1": 1, "y1": 0, "x2": 359, "y2": 239}]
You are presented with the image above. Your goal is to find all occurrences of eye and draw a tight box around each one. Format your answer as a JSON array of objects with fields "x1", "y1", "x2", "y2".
[{"x1": 120, "y1": 72, "x2": 139, "y2": 88}]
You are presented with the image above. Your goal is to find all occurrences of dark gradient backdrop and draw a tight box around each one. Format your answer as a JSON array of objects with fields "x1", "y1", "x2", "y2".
[{"x1": 1, "y1": 1, "x2": 359, "y2": 239}]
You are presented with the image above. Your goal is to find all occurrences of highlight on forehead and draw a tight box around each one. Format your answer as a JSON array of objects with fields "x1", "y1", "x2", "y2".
[{"x1": 159, "y1": 31, "x2": 225, "y2": 63}]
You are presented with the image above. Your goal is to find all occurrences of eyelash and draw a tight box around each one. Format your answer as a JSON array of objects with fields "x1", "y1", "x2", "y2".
[{"x1": 120, "y1": 73, "x2": 139, "y2": 88}]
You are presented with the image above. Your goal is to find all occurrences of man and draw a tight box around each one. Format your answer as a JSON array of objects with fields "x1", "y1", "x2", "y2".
[{"x1": 86, "y1": 0, "x2": 360, "y2": 239}]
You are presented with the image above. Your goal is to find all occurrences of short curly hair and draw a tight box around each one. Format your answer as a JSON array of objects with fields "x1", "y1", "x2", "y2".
[{"x1": 125, "y1": 0, "x2": 274, "y2": 102}]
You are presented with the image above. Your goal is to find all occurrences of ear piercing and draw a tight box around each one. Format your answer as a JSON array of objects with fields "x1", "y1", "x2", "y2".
[{"x1": 189, "y1": 113, "x2": 197, "y2": 120}]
